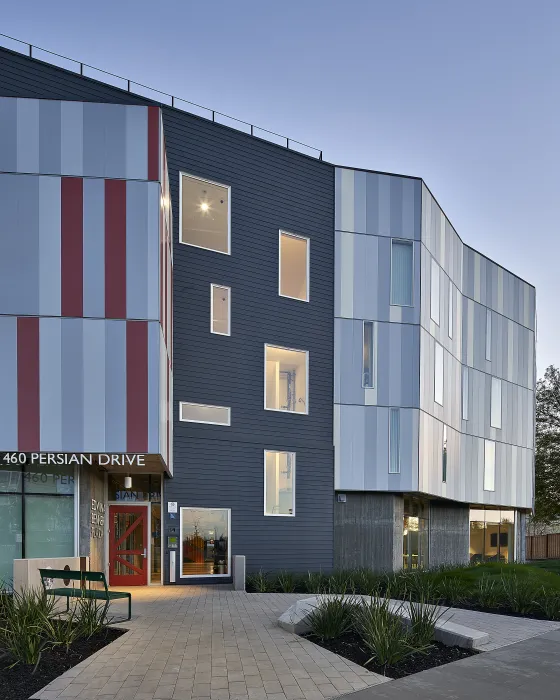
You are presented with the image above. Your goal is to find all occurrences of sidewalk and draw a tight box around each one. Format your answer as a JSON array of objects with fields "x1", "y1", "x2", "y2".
[{"x1": 337, "y1": 628, "x2": 560, "y2": 700}]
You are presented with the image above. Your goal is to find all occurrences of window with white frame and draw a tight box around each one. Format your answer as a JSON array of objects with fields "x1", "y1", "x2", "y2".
[
  {"x1": 389, "y1": 408, "x2": 400, "y2": 474},
  {"x1": 491, "y1": 377, "x2": 502, "y2": 429},
  {"x1": 264, "y1": 451, "x2": 295, "y2": 516},
  {"x1": 448, "y1": 282, "x2": 453, "y2": 339},
  {"x1": 279, "y1": 232, "x2": 309, "y2": 301},
  {"x1": 180, "y1": 173, "x2": 230, "y2": 254},
  {"x1": 462, "y1": 366, "x2": 469, "y2": 420},
  {"x1": 486, "y1": 309, "x2": 492, "y2": 361},
  {"x1": 430, "y1": 258, "x2": 440, "y2": 324},
  {"x1": 179, "y1": 402, "x2": 231, "y2": 426},
  {"x1": 180, "y1": 507, "x2": 230, "y2": 577},
  {"x1": 391, "y1": 239, "x2": 414, "y2": 306},
  {"x1": 434, "y1": 342, "x2": 444, "y2": 406},
  {"x1": 363, "y1": 321, "x2": 375, "y2": 388},
  {"x1": 211, "y1": 284, "x2": 230, "y2": 335},
  {"x1": 265, "y1": 345, "x2": 308, "y2": 413},
  {"x1": 484, "y1": 440, "x2": 496, "y2": 491}
]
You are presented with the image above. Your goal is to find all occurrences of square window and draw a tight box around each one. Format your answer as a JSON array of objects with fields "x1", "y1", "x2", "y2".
[
  {"x1": 180, "y1": 173, "x2": 230, "y2": 254},
  {"x1": 279, "y1": 232, "x2": 309, "y2": 301},
  {"x1": 264, "y1": 451, "x2": 295, "y2": 516},
  {"x1": 265, "y1": 345, "x2": 308, "y2": 414},
  {"x1": 211, "y1": 285, "x2": 230, "y2": 335}
]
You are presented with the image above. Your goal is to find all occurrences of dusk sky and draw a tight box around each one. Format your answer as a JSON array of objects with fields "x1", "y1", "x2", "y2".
[{"x1": 3, "y1": 0, "x2": 558, "y2": 376}]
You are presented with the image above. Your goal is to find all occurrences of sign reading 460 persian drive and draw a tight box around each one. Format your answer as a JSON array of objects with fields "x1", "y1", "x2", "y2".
[{"x1": 1, "y1": 453, "x2": 147, "y2": 466}]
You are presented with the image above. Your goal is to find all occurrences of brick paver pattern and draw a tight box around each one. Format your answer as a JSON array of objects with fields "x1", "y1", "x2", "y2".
[{"x1": 31, "y1": 586, "x2": 560, "y2": 700}]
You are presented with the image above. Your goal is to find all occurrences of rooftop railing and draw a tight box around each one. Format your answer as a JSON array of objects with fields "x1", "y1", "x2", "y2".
[{"x1": 0, "y1": 32, "x2": 323, "y2": 160}]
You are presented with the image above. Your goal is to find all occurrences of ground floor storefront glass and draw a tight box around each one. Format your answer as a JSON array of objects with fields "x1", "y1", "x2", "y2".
[
  {"x1": 0, "y1": 464, "x2": 75, "y2": 584},
  {"x1": 469, "y1": 508, "x2": 515, "y2": 563},
  {"x1": 403, "y1": 497, "x2": 429, "y2": 569},
  {"x1": 180, "y1": 507, "x2": 230, "y2": 577}
]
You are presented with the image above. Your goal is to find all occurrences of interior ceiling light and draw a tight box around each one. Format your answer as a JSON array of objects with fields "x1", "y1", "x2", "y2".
[
  {"x1": 124, "y1": 475, "x2": 132, "y2": 489},
  {"x1": 200, "y1": 202, "x2": 209, "y2": 212}
]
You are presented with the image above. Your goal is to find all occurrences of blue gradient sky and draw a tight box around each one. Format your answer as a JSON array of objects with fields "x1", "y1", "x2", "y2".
[{"x1": 3, "y1": 1, "x2": 558, "y2": 376}]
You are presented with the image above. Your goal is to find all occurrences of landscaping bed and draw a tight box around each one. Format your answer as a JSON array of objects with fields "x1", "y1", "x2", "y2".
[
  {"x1": 304, "y1": 630, "x2": 477, "y2": 679},
  {"x1": 0, "y1": 626, "x2": 126, "y2": 700}
]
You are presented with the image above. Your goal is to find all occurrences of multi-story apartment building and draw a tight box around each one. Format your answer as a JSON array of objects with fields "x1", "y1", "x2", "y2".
[{"x1": 0, "y1": 40, "x2": 535, "y2": 586}]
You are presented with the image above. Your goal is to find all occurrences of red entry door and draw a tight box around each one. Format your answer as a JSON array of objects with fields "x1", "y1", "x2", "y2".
[{"x1": 109, "y1": 505, "x2": 148, "y2": 586}]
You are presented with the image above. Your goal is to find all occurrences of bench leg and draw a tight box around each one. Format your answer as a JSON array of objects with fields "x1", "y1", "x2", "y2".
[{"x1": 127, "y1": 595, "x2": 131, "y2": 621}]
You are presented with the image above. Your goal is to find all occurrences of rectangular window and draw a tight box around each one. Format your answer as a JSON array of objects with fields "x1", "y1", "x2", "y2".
[
  {"x1": 491, "y1": 377, "x2": 502, "y2": 429},
  {"x1": 180, "y1": 173, "x2": 230, "y2": 254},
  {"x1": 430, "y1": 258, "x2": 440, "y2": 324},
  {"x1": 264, "y1": 451, "x2": 295, "y2": 516},
  {"x1": 486, "y1": 309, "x2": 492, "y2": 361},
  {"x1": 179, "y1": 402, "x2": 231, "y2": 426},
  {"x1": 265, "y1": 345, "x2": 308, "y2": 414},
  {"x1": 389, "y1": 408, "x2": 400, "y2": 474},
  {"x1": 442, "y1": 425, "x2": 448, "y2": 483},
  {"x1": 434, "y1": 342, "x2": 444, "y2": 406},
  {"x1": 180, "y1": 507, "x2": 230, "y2": 577},
  {"x1": 211, "y1": 284, "x2": 231, "y2": 335},
  {"x1": 448, "y1": 282, "x2": 453, "y2": 339},
  {"x1": 484, "y1": 440, "x2": 496, "y2": 491},
  {"x1": 462, "y1": 366, "x2": 469, "y2": 420},
  {"x1": 279, "y1": 231, "x2": 309, "y2": 301},
  {"x1": 391, "y1": 240, "x2": 413, "y2": 306},
  {"x1": 362, "y1": 321, "x2": 374, "y2": 388}
]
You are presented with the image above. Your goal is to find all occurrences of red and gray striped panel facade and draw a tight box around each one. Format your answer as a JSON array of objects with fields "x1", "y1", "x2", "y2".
[{"x1": 0, "y1": 98, "x2": 173, "y2": 471}]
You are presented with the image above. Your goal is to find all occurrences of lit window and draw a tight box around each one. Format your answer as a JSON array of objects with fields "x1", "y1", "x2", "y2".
[
  {"x1": 264, "y1": 451, "x2": 295, "y2": 516},
  {"x1": 179, "y1": 402, "x2": 231, "y2": 426},
  {"x1": 462, "y1": 366, "x2": 469, "y2": 420},
  {"x1": 389, "y1": 408, "x2": 400, "y2": 474},
  {"x1": 265, "y1": 345, "x2": 308, "y2": 414},
  {"x1": 391, "y1": 240, "x2": 413, "y2": 306},
  {"x1": 430, "y1": 258, "x2": 440, "y2": 324},
  {"x1": 279, "y1": 232, "x2": 309, "y2": 301},
  {"x1": 434, "y1": 343, "x2": 444, "y2": 406},
  {"x1": 363, "y1": 321, "x2": 375, "y2": 388},
  {"x1": 484, "y1": 440, "x2": 496, "y2": 491},
  {"x1": 491, "y1": 377, "x2": 502, "y2": 429},
  {"x1": 486, "y1": 309, "x2": 492, "y2": 361},
  {"x1": 442, "y1": 425, "x2": 448, "y2": 483},
  {"x1": 448, "y1": 282, "x2": 453, "y2": 339},
  {"x1": 211, "y1": 284, "x2": 230, "y2": 335},
  {"x1": 180, "y1": 507, "x2": 230, "y2": 577},
  {"x1": 180, "y1": 173, "x2": 230, "y2": 254}
]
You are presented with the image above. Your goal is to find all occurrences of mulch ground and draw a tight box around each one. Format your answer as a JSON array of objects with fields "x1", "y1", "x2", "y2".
[
  {"x1": 303, "y1": 631, "x2": 477, "y2": 679},
  {"x1": 0, "y1": 627, "x2": 126, "y2": 700}
]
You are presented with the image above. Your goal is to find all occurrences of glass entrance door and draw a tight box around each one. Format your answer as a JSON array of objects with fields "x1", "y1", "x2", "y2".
[{"x1": 109, "y1": 505, "x2": 148, "y2": 586}]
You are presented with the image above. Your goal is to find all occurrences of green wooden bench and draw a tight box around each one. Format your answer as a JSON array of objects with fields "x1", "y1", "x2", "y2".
[{"x1": 39, "y1": 569, "x2": 131, "y2": 622}]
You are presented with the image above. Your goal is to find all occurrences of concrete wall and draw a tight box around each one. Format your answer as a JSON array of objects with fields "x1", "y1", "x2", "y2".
[
  {"x1": 334, "y1": 493, "x2": 403, "y2": 572},
  {"x1": 428, "y1": 501, "x2": 470, "y2": 567},
  {"x1": 78, "y1": 466, "x2": 106, "y2": 573}
]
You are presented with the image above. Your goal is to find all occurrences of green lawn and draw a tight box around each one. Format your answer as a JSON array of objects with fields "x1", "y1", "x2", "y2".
[{"x1": 434, "y1": 561, "x2": 560, "y2": 591}]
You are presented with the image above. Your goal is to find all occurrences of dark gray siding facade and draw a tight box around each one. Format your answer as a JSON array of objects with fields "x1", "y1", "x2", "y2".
[{"x1": 0, "y1": 47, "x2": 335, "y2": 577}]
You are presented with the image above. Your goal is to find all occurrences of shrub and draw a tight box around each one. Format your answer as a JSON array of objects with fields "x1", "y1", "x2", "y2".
[
  {"x1": 500, "y1": 574, "x2": 539, "y2": 615},
  {"x1": 353, "y1": 568, "x2": 383, "y2": 596},
  {"x1": 305, "y1": 571, "x2": 328, "y2": 594},
  {"x1": 246, "y1": 570, "x2": 275, "y2": 593},
  {"x1": 473, "y1": 575, "x2": 502, "y2": 609},
  {"x1": 326, "y1": 571, "x2": 355, "y2": 594},
  {"x1": 408, "y1": 596, "x2": 448, "y2": 647},
  {"x1": 353, "y1": 596, "x2": 426, "y2": 669},
  {"x1": 275, "y1": 571, "x2": 296, "y2": 593},
  {"x1": 383, "y1": 572, "x2": 410, "y2": 600},
  {"x1": 307, "y1": 595, "x2": 356, "y2": 641},
  {"x1": 535, "y1": 588, "x2": 560, "y2": 620},
  {"x1": 407, "y1": 572, "x2": 438, "y2": 603},
  {"x1": 436, "y1": 577, "x2": 470, "y2": 606},
  {"x1": 75, "y1": 598, "x2": 110, "y2": 638},
  {"x1": 42, "y1": 604, "x2": 82, "y2": 652}
]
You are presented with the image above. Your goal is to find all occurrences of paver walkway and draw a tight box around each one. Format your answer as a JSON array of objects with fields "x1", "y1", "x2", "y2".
[{"x1": 31, "y1": 586, "x2": 560, "y2": 700}]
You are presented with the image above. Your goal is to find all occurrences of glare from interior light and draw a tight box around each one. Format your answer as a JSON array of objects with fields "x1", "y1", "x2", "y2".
[
  {"x1": 200, "y1": 201, "x2": 210, "y2": 213},
  {"x1": 124, "y1": 476, "x2": 132, "y2": 489}
]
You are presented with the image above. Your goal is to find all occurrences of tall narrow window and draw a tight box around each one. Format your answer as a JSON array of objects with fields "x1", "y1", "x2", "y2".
[
  {"x1": 442, "y1": 425, "x2": 448, "y2": 483},
  {"x1": 391, "y1": 240, "x2": 413, "y2": 306},
  {"x1": 389, "y1": 408, "x2": 400, "y2": 474},
  {"x1": 462, "y1": 366, "x2": 469, "y2": 420},
  {"x1": 279, "y1": 232, "x2": 309, "y2": 301},
  {"x1": 362, "y1": 321, "x2": 374, "y2": 388},
  {"x1": 485, "y1": 309, "x2": 492, "y2": 361},
  {"x1": 180, "y1": 173, "x2": 230, "y2": 254},
  {"x1": 211, "y1": 285, "x2": 230, "y2": 335},
  {"x1": 448, "y1": 282, "x2": 453, "y2": 339},
  {"x1": 264, "y1": 451, "x2": 295, "y2": 516},
  {"x1": 491, "y1": 377, "x2": 502, "y2": 429},
  {"x1": 430, "y1": 258, "x2": 440, "y2": 324},
  {"x1": 265, "y1": 345, "x2": 308, "y2": 414},
  {"x1": 484, "y1": 440, "x2": 496, "y2": 491},
  {"x1": 434, "y1": 343, "x2": 444, "y2": 406}
]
